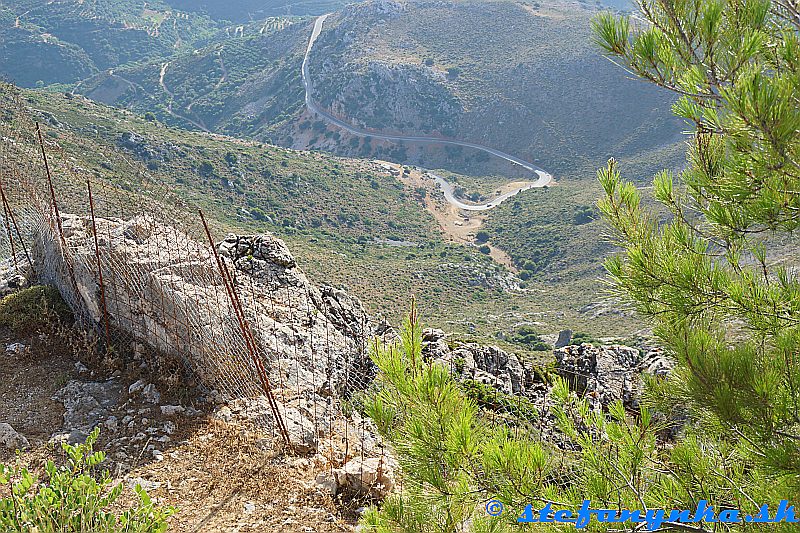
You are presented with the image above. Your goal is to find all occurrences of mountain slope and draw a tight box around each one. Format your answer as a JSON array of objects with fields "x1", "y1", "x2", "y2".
[
  {"x1": 306, "y1": 0, "x2": 683, "y2": 175},
  {"x1": 77, "y1": 16, "x2": 309, "y2": 138},
  {"x1": 162, "y1": 0, "x2": 350, "y2": 21},
  {"x1": 68, "y1": 0, "x2": 682, "y2": 179},
  {"x1": 0, "y1": 0, "x2": 218, "y2": 87}
]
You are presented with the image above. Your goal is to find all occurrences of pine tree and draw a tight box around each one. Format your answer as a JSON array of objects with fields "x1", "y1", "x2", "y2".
[
  {"x1": 360, "y1": 0, "x2": 800, "y2": 529},
  {"x1": 593, "y1": 0, "x2": 800, "y2": 491}
]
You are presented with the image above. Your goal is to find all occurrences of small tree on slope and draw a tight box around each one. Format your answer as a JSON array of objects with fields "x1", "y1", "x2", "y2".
[
  {"x1": 593, "y1": 0, "x2": 800, "y2": 495},
  {"x1": 359, "y1": 0, "x2": 800, "y2": 530}
]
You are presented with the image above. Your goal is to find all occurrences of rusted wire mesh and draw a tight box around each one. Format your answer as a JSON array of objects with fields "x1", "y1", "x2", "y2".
[{"x1": 0, "y1": 90, "x2": 395, "y2": 483}]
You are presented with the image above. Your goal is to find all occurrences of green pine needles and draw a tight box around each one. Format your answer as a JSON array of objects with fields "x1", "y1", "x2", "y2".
[
  {"x1": 0, "y1": 429, "x2": 175, "y2": 532},
  {"x1": 593, "y1": 0, "x2": 800, "y2": 498},
  {"x1": 360, "y1": 306, "x2": 794, "y2": 531},
  {"x1": 361, "y1": 0, "x2": 800, "y2": 523}
]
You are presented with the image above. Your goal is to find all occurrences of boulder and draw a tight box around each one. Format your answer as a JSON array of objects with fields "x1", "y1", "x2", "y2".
[
  {"x1": 33, "y1": 215, "x2": 391, "y2": 445},
  {"x1": 554, "y1": 329, "x2": 573, "y2": 348},
  {"x1": 0, "y1": 422, "x2": 28, "y2": 451},
  {"x1": 333, "y1": 457, "x2": 395, "y2": 499}
]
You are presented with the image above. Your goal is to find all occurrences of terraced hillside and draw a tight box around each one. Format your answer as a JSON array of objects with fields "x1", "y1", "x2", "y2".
[
  {"x1": 162, "y1": 0, "x2": 350, "y2": 21},
  {"x1": 0, "y1": 0, "x2": 219, "y2": 87}
]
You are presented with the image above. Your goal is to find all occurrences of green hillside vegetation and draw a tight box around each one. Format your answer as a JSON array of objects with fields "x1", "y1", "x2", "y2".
[
  {"x1": 0, "y1": 0, "x2": 218, "y2": 87},
  {"x1": 308, "y1": 0, "x2": 684, "y2": 176},
  {"x1": 2, "y1": 84, "x2": 646, "y2": 353},
  {"x1": 60, "y1": 0, "x2": 682, "y2": 182},
  {"x1": 18, "y1": 89, "x2": 433, "y2": 244},
  {"x1": 359, "y1": 0, "x2": 800, "y2": 519},
  {"x1": 78, "y1": 17, "x2": 309, "y2": 139},
  {"x1": 483, "y1": 141, "x2": 686, "y2": 277}
]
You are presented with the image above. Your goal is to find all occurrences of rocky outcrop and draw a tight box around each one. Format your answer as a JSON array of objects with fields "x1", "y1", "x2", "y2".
[
  {"x1": 31, "y1": 214, "x2": 391, "y2": 451},
  {"x1": 421, "y1": 328, "x2": 537, "y2": 396},
  {"x1": 215, "y1": 233, "x2": 383, "y2": 398},
  {"x1": 34, "y1": 215, "x2": 383, "y2": 400},
  {"x1": 117, "y1": 132, "x2": 176, "y2": 162},
  {"x1": 554, "y1": 343, "x2": 674, "y2": 409},
  {"x1": 554, "y1": 329, "x2": 572, "y2": 349}
]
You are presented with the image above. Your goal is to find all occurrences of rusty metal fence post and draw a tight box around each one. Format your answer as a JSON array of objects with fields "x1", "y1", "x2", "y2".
[{"x1": 198, "y1": 209, "x2": 292, "y2": 448}]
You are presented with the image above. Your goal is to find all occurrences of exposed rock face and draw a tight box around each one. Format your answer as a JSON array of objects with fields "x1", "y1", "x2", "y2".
[
  {"x1": 421, "y1": 328, "x2": 536, "y2": 396},
  {"x1": 33, "y1": 214, "x2": 389, "y2": 452},
  {"x1": 34, "y1": 216, "x2": 383, "y2": 406},
  {"x1": 215, "y1": 233, "x2": 383, "y2": 397},
  {"x1": 554, "y1": 329, "x2": 572, "y2": 349},
  {"x1": 554, "y1": 343, "x2": 674, "y2": 409}
]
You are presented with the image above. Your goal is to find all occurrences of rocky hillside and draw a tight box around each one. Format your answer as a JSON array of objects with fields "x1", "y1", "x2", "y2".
[
  {"x1": 77, "y1": 16, "x2": 310, "y2": 138},
  {"x1": 305, "y1": 0, "x2": 684, "y2": 175},
  {"x1": 162, "y1": 0, "x2": 351, "y2": 21},
  {"x1": 10, "y1": 84, "x2": 621, "y2": 354},
  {"x1": 0, "y1": 220, "x2": 670, "y2": 530}
]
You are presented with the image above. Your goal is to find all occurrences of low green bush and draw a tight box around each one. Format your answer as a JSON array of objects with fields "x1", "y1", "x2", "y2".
[
  {"x1": 510, "y1": 325, "x2": 549, "y2": 350},
  {"x1": 0, "y1": 285, "x2": 73, "y2": 335},
  {"x1": 0, "y1": 429, "x2": 175, "y2": 532},
  {"x1": 458, "y1": 379, "x2": 539, "y2": 422}
]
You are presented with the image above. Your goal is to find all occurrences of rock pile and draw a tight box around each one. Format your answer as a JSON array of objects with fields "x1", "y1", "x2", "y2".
[
  {"x1": 554, "y1": 343, "x2": 674, "y2": 409},
  {"x1": 421, "y1": 328, "x2": 540, "y2": 396}
]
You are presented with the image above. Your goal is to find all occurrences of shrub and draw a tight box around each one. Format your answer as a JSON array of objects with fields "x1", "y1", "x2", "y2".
[
  {"x1": 569, "y1": 331, "x2": 599, "y2": 346},
  {"x1": 458, "y1": 379, "x2": 539, "y2": 423},
  {"x1": 0, "y1": 285, "x2": 72, "y2": 335},
  {"x1": 572, "y1": 204, "x2": 596, "y2": 225},
  {"x1": 197, "y1": 160, "x2": 215, "y2": 177},
  {"x1": 0, "y1": 429, "x2": 175, "y2": 532},
  {"x1": 510, "y1": 326, "x2": 549, "y2": 350}
]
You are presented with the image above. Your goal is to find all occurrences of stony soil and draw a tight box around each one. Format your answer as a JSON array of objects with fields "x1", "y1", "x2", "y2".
[{"x1": 0, "y1": 326, "x2": 360, "y2": 532}]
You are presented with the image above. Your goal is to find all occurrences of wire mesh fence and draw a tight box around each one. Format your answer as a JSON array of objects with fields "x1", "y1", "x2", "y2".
[
  {"x1": 0, "y1": 89, "x2": 396, "y2": 483},
  {"x1": 0, "y1": 88, "x2": 603, "y2": 510}
]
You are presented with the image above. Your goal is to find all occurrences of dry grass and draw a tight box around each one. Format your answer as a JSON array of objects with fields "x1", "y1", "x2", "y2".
[{"x1": 115, "y1": 422, "x2": 356, "y2": 532}]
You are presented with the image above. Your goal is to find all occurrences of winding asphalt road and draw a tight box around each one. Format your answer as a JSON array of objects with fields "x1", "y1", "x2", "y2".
[{"x1": 302, "y1": 14, "x2": 554, "y2": 209}]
